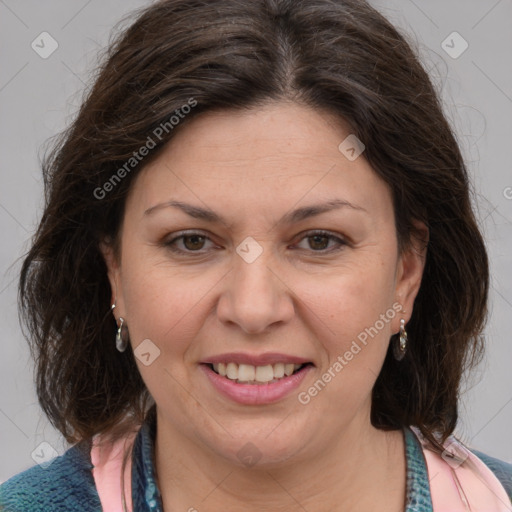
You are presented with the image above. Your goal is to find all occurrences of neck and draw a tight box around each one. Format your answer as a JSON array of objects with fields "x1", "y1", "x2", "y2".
[{"x1": 153, "y1": 412, "x2": 406, "y2": 512}]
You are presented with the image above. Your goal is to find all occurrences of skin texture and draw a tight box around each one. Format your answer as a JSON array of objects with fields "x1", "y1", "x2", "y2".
[{"x1": 102, "y1": 101, "x2": 428, "y2": 511}]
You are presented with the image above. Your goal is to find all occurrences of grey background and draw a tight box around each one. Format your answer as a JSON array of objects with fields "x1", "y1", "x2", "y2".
[{"x1": 0, "y1": 0, "x2": 511, "y2": 482}]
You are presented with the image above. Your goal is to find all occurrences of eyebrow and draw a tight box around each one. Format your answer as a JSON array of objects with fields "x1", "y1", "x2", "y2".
[{"x1": 143, "y1": 199, "x2": 367, "y2": 226}]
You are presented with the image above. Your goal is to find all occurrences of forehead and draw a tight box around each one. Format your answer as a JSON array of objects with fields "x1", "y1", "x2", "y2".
[{"x1": 126, "y1": 102, "x2": 394, "y2": 226}]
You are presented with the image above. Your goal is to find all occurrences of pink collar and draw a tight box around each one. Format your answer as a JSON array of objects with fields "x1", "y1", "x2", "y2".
[
  {"x1": 410, "y1": 427, "x2": 511, "y2": 511},
  {"x1": 91, "y1": 432, "x2": 136, "y2": 512}
]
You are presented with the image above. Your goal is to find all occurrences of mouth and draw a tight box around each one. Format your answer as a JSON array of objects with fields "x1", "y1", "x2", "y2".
[
  {"x1": 199, "y1": 352, "x2": 315, "y2": 404},
  {"x1": 199, "y1": 360, "x2": 315, "y2": 405},
  {"x1": 202, "y1": 362, "x2": 314, "y2": 385}
]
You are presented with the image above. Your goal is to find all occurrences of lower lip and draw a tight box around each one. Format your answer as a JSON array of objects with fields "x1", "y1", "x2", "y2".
[{"x1": 200, "y1": 363, "x2": 314, "y2": 405}]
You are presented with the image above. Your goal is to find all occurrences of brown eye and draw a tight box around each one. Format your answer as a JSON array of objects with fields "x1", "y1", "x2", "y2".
[
  {"x1": 165, "y1": 231, "x2": 215, "y2": 254},
  {"x1": 182, "y1": 234, "x2": 206, "y2": 251},
  {"x1": 295, "y1": 230, "x2": 347, "y2": 253},
  {"x1": 307, "y1": 233, "x2": 330, "y2": 251}
]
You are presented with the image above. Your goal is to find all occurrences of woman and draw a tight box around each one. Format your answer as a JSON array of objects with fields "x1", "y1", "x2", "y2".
[{"x1": 1, "y1": 0, "x2": 511, "y2": 510}]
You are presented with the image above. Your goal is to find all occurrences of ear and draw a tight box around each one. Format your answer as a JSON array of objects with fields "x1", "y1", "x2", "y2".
[
  {"x1": 393, "y1": 220, "x2": 429, "y2": 332},
  {"x1": 99, "y1": 238, "x2": 125, "y2": 315}
]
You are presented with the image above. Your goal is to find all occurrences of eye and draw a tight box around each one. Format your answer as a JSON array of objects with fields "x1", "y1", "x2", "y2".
[
  {"x1": 294, "y1": 230, "x2": 347, "y2": 253},
  {"x1": 164, "y1": 231, "x2": 216, "y2": 254}
]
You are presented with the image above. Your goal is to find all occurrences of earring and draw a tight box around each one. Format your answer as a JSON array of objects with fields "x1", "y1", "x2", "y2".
[
  {"x1": 112, "y1": 302, "x2": 129, "y2": 352},
  {"x1": 115, "y1": 317, "x2": 129, "y2": 352},
  {"x1": 393, "y1": 318, "x2": 408, "y2": 361}
]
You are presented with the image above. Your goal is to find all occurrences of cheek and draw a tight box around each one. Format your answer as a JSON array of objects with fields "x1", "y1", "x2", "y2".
[
  {"x1": 295, "y1": 268, "x2": 397, "y2": 416},
  {"x1": 300, "y1": 257, "x2": 396, "y2": 337},
  {"x1": 120, "y1": 257, "x2": 209, "y2": 352},
  {"x1": 293, "y1": 267, "x2": 397, "y2": 402},
  {"x1": 120, "y1": 262, "x2": 212, "y2": 404}
]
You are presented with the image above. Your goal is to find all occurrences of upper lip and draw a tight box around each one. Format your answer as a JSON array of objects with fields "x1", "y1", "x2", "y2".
[{"x1": 201, "y1": 352, "x2": 313, "y2": 366}]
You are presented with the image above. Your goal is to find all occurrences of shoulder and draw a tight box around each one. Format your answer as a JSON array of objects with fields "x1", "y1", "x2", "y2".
[
  {"x1": 471, "y1": 448, "x2": 512, "y2": 501},
  {"x1": 0, "y1": 440, "x2": 102, "y2": 512}
]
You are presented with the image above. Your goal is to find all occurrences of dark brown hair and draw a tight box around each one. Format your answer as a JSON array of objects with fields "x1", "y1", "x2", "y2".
[{"x1": 19, "y1": 0, "x2": 488, "y2": 453}]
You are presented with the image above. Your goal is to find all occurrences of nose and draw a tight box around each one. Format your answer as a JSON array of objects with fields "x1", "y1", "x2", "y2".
[{"x1": 216, "y1": 248, "x2": 295, "y2": 335}]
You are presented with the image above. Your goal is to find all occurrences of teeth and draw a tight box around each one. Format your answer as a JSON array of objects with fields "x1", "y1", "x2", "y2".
[
  {"x1": 238, "y1": 364, "x2": 255, "y2": 381},
  {"x1": 226, "y1": 362, "x2": 238, "y2": 380},
  {"x1": 273, "y1": 363, "x2": 285, "y2": 378},
  {"x1": 211, "y1": 362, "x2": 304, "y2": 383},
  {"x1": 255, "y1": 365, "x2": 274, "y2": 382}
]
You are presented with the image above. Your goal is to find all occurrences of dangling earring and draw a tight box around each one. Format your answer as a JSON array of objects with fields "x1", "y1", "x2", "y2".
[
  {"x1": 112, "y1": 303, "x2": 129, "y2": 352},
  {"x1": 116, "y1": 317, "x2": 129, "y2": 352},
  {"x1": 393, "y1": 318, "x2": 407, "y2": 361}
]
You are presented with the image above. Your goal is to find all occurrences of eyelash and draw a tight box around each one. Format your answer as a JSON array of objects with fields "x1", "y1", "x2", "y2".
[{"x1": 164, "y1": 230, "x2": 348, "y2": 255}]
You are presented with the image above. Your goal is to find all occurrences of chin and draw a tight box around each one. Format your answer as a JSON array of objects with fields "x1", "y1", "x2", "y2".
[{"x1": 209, "y1": 432, "x2": 307, "y2": 469}]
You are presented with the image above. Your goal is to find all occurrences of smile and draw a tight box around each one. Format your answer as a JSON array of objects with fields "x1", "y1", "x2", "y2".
[
  {"x1": 200, "y1": 362, "x2": 314, "y2": 405},
  {"x1": 210, "y1": 362, "x2": 307, "y2": 384}
]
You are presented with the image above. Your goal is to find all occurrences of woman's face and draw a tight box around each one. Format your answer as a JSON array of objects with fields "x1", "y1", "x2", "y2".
[{"x1": 104, "y1": 101, "x2": 426, "y2": 467}]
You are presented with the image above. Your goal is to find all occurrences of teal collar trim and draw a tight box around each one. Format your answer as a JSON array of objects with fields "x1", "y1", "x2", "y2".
[{"x1": 404, "y1": 426, "x2": 433, "y2": 511}]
